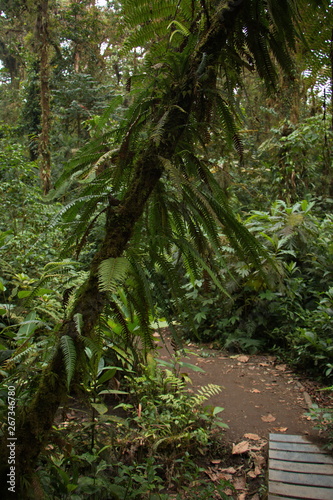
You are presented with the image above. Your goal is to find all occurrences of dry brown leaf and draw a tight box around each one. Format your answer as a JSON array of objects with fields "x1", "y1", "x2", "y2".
[
  {"x1": 275, "y1": 364, "x2": 287, "y2": 371},
  {"x1": 250, "y1": 444, "x2": 266, "y2": 451},
  {"x1": 237, "y1": 355, "x2": 250, "y2": 363},
  {"x1": 205, "y1": 468, "x2": 234, "y2": 482},
  {"x1": 244, "y1": 433, "x2": 261, "y2": 441},
  {"x1": 250, "y1": 388, "x2": 261, "y2": 393},
  {"x1": 210, "y1": 459, "x2": 222, "y2": 464},
  {"x1": 232, "y1": 441, "x2": 250, "y2": 455},
  {"x1": 259, "y1": 362, "x2": 270, "y2": 367},
  {"x1": 261, "y1": 413, "x2": 276, "y2": 423},
  {"x1": 253, "y1": 453, "x2": 266, "y2": 467},
  {"x1": 237, "y1": 494, "x2": 247, "y2": 500},
  {"x1": 273, "y1": 427, "x2": 288, "y2": 432},
  {"x1": 220, "y1": 467, "x2": 237, "y2": 474},
  {"x1": 233, "y1": 475, "x2": 247, "y2": 490}
]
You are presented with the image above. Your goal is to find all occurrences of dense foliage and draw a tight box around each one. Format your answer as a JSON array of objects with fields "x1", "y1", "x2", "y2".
[{"x1": 0, "y1": 0, "x2": 333, "y2": 498}]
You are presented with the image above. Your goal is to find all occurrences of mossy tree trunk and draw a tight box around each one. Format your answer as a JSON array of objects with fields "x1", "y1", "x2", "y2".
[{"x1": 37, "y1": 0, "x2": 52, "y2": 195}]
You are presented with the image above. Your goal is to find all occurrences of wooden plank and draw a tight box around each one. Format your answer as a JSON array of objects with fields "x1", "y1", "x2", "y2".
[
  {"x1": 270, "y1": 441, "x2": 324, "y2": 453},
  {"x1": 268, "y1": 496, "x2": 302, "y2": 500},
  {"x1": 270, "y1": 433, "x2": 312, "y2": 444},
  {"x1": 269, "y1": 481, "x2": 333, "y2": 500},
  {"x1": 270, "y1": 469, "x2": 333, "y2": 488},
  {"x1": 269, "y1": 458, "x2": 333, "y2": 475},
  {"x1": 269, "y1": 449, "x2": 333, "y2": 465}
]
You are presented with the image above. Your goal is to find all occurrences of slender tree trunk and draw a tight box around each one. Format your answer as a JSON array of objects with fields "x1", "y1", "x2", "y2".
[{"x1": 37, "y1": 0, "x2": 52, "y2": 195}]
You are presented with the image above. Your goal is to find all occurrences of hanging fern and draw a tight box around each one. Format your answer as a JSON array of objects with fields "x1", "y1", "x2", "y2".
[
  {"x1": 98, "y1": 257, "x2": 130, "y2": 293},
  {"x1": 60, "y1": 335, "x2": 77, "y2": 389}
]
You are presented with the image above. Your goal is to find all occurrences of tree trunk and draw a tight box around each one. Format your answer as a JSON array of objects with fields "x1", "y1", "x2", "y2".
[{"x1": 37, "y1": 0, "x2": 52, "y2": 195}]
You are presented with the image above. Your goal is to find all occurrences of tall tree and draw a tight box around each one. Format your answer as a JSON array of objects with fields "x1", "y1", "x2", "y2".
[
  {"x1": 36, "y1": 0, "x2": 51, "y2": 194},
  {"x1": 0, "y1": 0, "x2": 327, "y2": 497}
]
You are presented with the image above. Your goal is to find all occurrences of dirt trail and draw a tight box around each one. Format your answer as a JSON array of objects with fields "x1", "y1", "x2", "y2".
[{"x1": 155, "y1": 335, "x2": 333, "y2": 445}]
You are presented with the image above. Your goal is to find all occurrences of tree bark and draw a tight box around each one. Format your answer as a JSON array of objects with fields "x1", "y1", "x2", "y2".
[{"x1": 37, "y1": 0, "x2": 52, "y2": 195}]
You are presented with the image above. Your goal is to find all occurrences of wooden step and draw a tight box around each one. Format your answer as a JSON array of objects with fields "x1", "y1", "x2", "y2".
[{"x1": 268, "y1": 434, "x2": 333, "y2": 500}]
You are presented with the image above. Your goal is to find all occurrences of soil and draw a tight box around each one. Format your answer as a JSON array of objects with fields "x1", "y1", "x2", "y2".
[{"x1": 156, "y1": 334, "x2": 333, "y2": 445}]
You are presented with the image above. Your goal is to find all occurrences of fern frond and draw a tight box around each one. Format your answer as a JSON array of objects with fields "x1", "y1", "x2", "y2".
[
  {"x1": 191, "y1": 383, "x2": 222, "y2": 406},
  {"x1": 4, "y1": 344, "x2": 37, "y2": 370},
  {"x1": 98, "y1": 257, "x2": 130, "y2": 293},
  {"x1": 60, "y1": 335, "x2": 77, "y2": 389}
]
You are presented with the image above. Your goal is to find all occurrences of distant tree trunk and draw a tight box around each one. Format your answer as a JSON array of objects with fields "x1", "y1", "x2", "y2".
[
  {"x1": 331, "y1": 29, "x2": 333, "y2": 132},
  {"x1": 36, "y1": 0, "x2": 52, "y2": 195}
]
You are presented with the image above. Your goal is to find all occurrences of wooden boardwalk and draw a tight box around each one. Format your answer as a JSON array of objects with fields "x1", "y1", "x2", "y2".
[{"x1": 268, "y1": 433, "x2": 333, "y2": 500}]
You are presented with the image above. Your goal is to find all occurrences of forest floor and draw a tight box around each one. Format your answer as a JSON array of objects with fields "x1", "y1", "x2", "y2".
[{"x1": 155, "y1": 331, "x2": 333, "y2": 499}]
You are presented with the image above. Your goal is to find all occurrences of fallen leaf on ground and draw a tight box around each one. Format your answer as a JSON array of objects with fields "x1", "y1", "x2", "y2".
[
  {"x1": 273, "y1": 427, "x2": 288, "y2": 432},
  {"x1": 261, "y1": 413, "x2": 276, "y2": 422},
  {"x1": 253, "y1": 453, "x2": 266, "y2": 468},
  {"x1": 206, "y1": 470, "x2": 232, "y2": 482},
  {"x1": 250, "y1": 388, "x2": 261, "y2": 393},
  {"x1": 233, "y1": 475, "x2": 247, "y2": 490},
  {"x1": 259, "y1": 362, "x2": 270, "y2": 367},
  {"x1": 247, "y1": 469, "x2": 260, "y2": 478},
  {"x1": 275, "y1": 364, "x2": 287, "y2": 371},
  {"x1": 237, "y1": 355, "x2": 250, "y2": 363},
  {"x1": 232, "y1": 441, "x2": 250, "y2": 455},
  {"x1": 244, "y1": 433, "x2": 261, "y2": 440},
  {"x1": 219, "y1": 467, "x2": 237, "y2": 474},
  {"x1": 210, "y1": 459, "x2": 222, "y2": 464},
  {"x1": 237, "y1": 493, "x2": 247, "y2": 500},
  {"x1": 251, "y1": 444, "x2": 267, "y2": 451}
]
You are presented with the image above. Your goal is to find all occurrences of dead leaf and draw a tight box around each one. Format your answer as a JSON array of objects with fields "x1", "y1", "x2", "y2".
[
  {"x1": 253, "y1": 454, "x2": 266, "y2": 467},
  {"x1": 237, "y1": 494, "x2": 247, "y2": 500},
  {"x1": 220, "y1": 467, "x2": 237, "y2": 474},
  {"x1": 273, "y1": 427, "x2": 288, "y2": 432},
  {"x1": 237, "y1": 355, "x2": 250, "y2": 363},
  {"x1": 205, "y1": 469, "x2": 232, "y2": 482},
  {"x1": 233, "y1": 475, "x2": 247, "y2": 490},
  {"x1": 232, "y1": 441, "x2": 250, "y2": 455},
  {"x1": 275, "y1": 364, "x2": 287, "y2": 371},
  {"x1": 250, "y1": 388, "x2": 261, "y2": 393},
  {"x1": 261, "y1": 413, "x2": 276, "y2": 423},
  {"x1": 259, "y1": 362, "x2": 270, "y2": 367},
  {"x1": 244, "y1": 433, "x2": 261, "y2": 441},
  {"x1": 210, "y1": 459, "x2": 222, "y2": 464}
]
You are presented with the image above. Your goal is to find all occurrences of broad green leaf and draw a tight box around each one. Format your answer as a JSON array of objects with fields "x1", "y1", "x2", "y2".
[
  {"x1": 178, "y1": 361, "x2": 205, "y2": 373},
  {"x1": 98, "y1": 367, "x2": 117, "y2": 384},
  {"x1": 213, "y1": 406, "x2": 225, "y2": 416},
  {"x1": 91, "y1": 403, "x2": 108, "y2": 415}
]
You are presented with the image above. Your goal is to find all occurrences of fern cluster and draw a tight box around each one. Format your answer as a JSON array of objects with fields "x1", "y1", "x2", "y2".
[{"x1": 47, "y1": 0, "x2": 324, "y2": 373}]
